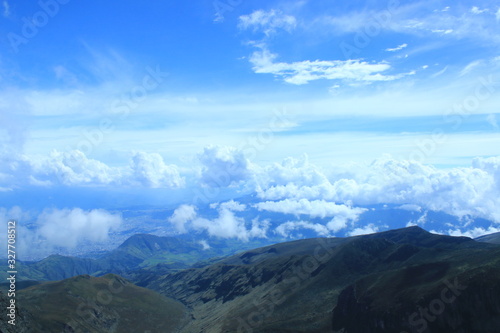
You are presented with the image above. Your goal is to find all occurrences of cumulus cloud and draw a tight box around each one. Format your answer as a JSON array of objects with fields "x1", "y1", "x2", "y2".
[
  {"x1": 128, "y1": 152, "x2": 184, "y2": 188},
  {"x1": 198, "y1": 146, "x2": 253, "y2": 187},
  {"x1": 249, "y1": 48, "x2": 409, "y2": 85},
  {"x1": 443, "y1": 226, "x2": 500, "y2": 238},
  {"x1": 239, "y1": 9, "x2": 297, "y2": 35},
  {"x1": 275, "y1": 221, "x2": 330, "y2": 238},
  {"x1": 211, "y1": 200, "x2": 247, "y2": 212},
  {"x1": 254, "y1": 198, "x2": 366, "y2": 221},
  {"x1": 29, "y1": 150, "x2": 119, "y2": 186},
  {"x1": 255, "y1": 155, "x2": 500, "y2": 223},
  {"x1": 37, "y1": 208, "x2": 122, "y2": 248},
  {"x1": 168, "y1": 204, "x2": 197, "y2": 233},
  {"x1": 254, "y1": 154, "x2": 329, "y2": 191},
  {"x1": 1, "y1": 150, "x2": 184, "y2": 189},
  {"x1": 192, "y1": 207, "x2": 268, "y2": 241},
  {"x1": 346, "y1": 223, "x2": 380, "y2": 236},
  {"x1": 170, "y1": 200, "x2": 269, "y2": 241}
]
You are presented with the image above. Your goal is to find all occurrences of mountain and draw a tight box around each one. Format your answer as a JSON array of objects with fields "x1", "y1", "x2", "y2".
[
  {"x1": 0, "y1": 291, "x2": 41, "y2": 333},
  {"x1": 14, "y1": 274, "x2": 186, "y2": 333},
  {"x1": 142, "y1": 226, "x2": 500, "y2": 332},
  {"x1": 6, "y1": 226, "x2": 500, "y2": 332},
  {"x1": 475, "y1": 231, "x2": 500, "y2": 244},
  {"x1": 1, "y1": 233, "x2": 276, "y2": 283}
]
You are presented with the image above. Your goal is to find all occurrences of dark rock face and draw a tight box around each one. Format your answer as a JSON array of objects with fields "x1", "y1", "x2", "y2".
[{"x1": 332, "y1": 267, "x2": 500, "y2": 333}]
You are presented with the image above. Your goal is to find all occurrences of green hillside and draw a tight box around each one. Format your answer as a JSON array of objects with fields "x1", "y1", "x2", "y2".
[
  {"x1": 16, "y1": 274, "x2": 186, "y2": 333},
  {"x1": 475, "y1": 231, "x2": 500, "y2": 244},
  {"x1": 143, "y1": 226, "x2": 500, "y2": 332}
]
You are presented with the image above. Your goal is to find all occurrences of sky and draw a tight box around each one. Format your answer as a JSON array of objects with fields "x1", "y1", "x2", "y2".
[{"x1": 1, "y1": 0, "x2": 500, "y2": 257}]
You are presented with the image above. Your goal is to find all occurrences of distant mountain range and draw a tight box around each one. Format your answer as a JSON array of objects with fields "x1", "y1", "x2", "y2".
[
  {"x1": 475, "y1": 231, "x2": 500, "y2": 244},
  {"x1": 0, "y1": 234, "x2": 276, "y2": 283},
  {"x1": 2, "y1": 226, "x2": 500, "y2": 332}
]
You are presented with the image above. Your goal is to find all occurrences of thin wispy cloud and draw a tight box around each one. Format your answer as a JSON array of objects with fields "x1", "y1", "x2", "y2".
[
  {"x1": 2, "y1": 1, "x2": 9, "y2": 17},
  {"x1": 386, "y1": 43, "x2": 408, "y2": 52},
  {"x1": 239, "y1": 9, "x2": 297, "y2": 35},
  {"x1": 459, "y1": 60, "x2": 483, "y2": 76},
  {"x1": 470, "y1": 6, "x2": 489, "y2": 14},
  {"x1": 249, "y1": 48, "x2": 412, "y2": 85}
]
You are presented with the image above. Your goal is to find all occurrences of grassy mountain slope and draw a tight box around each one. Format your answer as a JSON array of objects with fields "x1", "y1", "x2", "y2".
[
  {"x1": 475, "y1": 231, "x2": 500, "y2": 244},
  {"x1": 143, "y1": 226, "x2": 500, "y2": 333},
  {"x1": 16, "y1": 274, "x2": 186, "y2": 333}
]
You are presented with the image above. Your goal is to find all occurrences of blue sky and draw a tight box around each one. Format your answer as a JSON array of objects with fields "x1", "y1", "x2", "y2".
[{"x1": 1, "y1": 0, "x2": 500, "y2": 256}]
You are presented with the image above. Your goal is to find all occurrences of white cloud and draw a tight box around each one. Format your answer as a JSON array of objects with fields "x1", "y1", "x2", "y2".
[
  {"x1": 198, "y1": 146, "x2": 253, "y2": 187},
  {"x1": 128, "y1": 152, "x2": 184, "y2": 188},
  {"x1": 431, "y1": 29, "x2": 454, "y2": 35},
  {"x1": 254, "y1": 198, "x2": 366, "y2": 220},
  {"x1": 199, "y1": 239, "x2": 211, "y2": 250},
  {"x1": 434, "y1": 6, "x2": 450, "y2": 12},
  {"x1": 29, "y1": 150, "x2": 119, "y2": 186},
  {"x1": 446, "y1": 226, "x2": 500, "y2": 238},
  {"x1": 168, "y1": 204, "x2": 197, "y2": 233},
  {"x1": 2, "y1": 1, "x2": 9, "y2": 17},
  {"x1": 415, "y1": 211, "x2": 428, "y2": 225},
  {"x1": 192, "y1": 206, "x2": 269, "y2": 241},
  {"x1": 37, "y1": 208, "x2": 122, "y2": 248},
  {"x1": 496, "y1": 8, "x2": 500, "y2": 20},
  {"x1": 459, "y1": 60, "x2": 483, "y2": 76},
  {"x1": 249, "y1": 48, "x2": 410, "y2": 85},
  {"x1": 255, "y1": 155, "x2": 500, "y2": 223},
  {"x1": 320, "y1": 3, "x2": 500, "y2": 44},
  {"x1": 386, "y1": 43, "x2": 408, "y2": 52},
  {"x1": 218, "y1": 200, "x2": 247, "y2": 211},
  {"x1": 168, "y1": 199, "x2": 269, "y2": 241},
  {"x1": 327, "y1": 216, "x2": 351, "y2": 232},
  {"x1": 239, "y1": 9, "x2": 297, "y2": 35},
  {"x1": 346, "y1": 223, "x2": 379, "y2": 236},
  {"x1": 397, "y1": 204, "x2": 422, "y2": 212},
  {"x1": 4, "y1": 150, "x2": 184, "y2": 189},
  {"x1": 470, "y1": 7, "x2": 489, "y2": 15},
  {"x1": 275, "y1": 220, "x2": 330, "y2": 238}
]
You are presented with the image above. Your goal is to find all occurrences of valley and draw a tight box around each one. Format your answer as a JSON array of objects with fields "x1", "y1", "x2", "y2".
[{"x1": 2, "y1": 226, "x2": 500, "y2": 332}]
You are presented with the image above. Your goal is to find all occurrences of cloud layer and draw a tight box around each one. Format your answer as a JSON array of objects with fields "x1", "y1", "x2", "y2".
[
  {"x1": 1, "y1": 150, "x2": 183, "y2": 189},
  {"x1": 37, "y1": 208, "x2": 122, "y2": 248}
]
